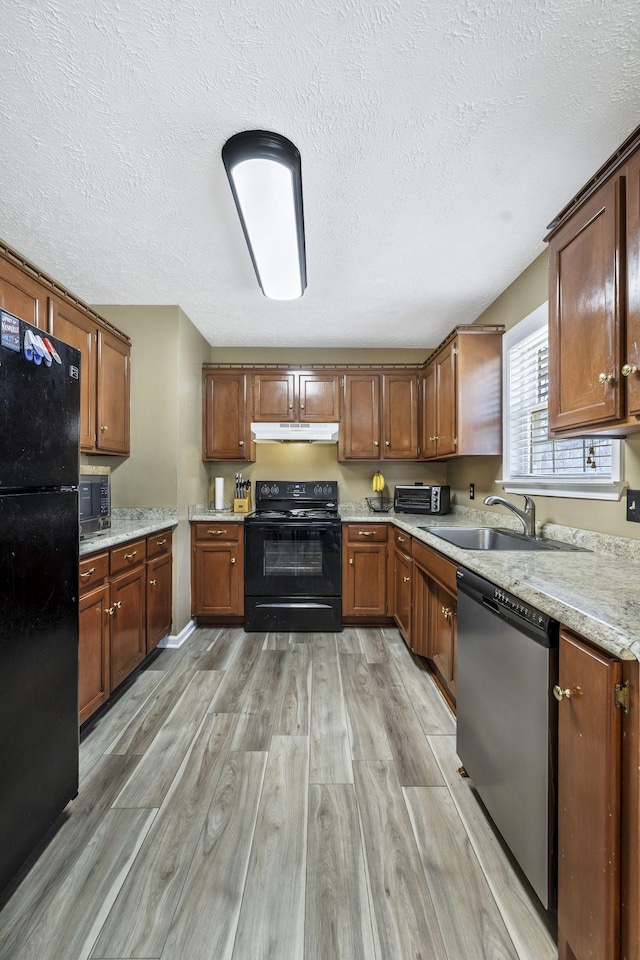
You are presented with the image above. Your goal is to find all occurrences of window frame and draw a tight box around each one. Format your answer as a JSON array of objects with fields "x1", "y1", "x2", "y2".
[{"x1": 499, "y1": 303, "x2": 625, "y2": 501}]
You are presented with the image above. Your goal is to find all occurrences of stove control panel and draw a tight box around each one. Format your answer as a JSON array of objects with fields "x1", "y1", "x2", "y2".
[{"x1": 256, "y1": 480, "x2": 338, "y2": 503}]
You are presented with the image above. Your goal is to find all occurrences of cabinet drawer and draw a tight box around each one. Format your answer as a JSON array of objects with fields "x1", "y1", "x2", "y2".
[
  {"x1": 393, "y1": 529, "x2": 412, "y2": 553},
  {"x1": 344, "y1": 523, "x2": 388, "y2": 542},
  {"x1": 412, "y1": 538, "x2": 457, "y2": 592},
  {"x1": 79, "y1": 552, "x2": 109, "y2": 593},
  {"x1": 193, "y1": 522, "x2": 240, "y2": 542},
  {"x1": 146, "y1": 528, "x2": 173, "y2": 559},
  {"x1": 110, "y1": 539, "x2": 147, "y2": 575}
]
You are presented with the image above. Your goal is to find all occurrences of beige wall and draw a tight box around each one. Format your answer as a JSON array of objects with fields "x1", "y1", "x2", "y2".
[
  {"x1": 448, "y1": 251, "x2": 640, "y2": 538},
  {"x1": 210, "y1": 347, "x2": 431, "y2": 365},
  {"x1": 90, "y1": 304, "x2": 210, "y2": 632}
]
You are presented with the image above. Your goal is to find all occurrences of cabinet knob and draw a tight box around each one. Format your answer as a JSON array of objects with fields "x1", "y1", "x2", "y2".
[
  {"x1": 300, "y1": 404, "x2": 305, "y2": 410},
  {"x1": 403, "y1": 576, "x2": 410, "y2": 582},
  {"x1": 149, "y1": 579, "x2": 157, "y2": 586},
  {"x1": 106, "y1": 606, "x2": 115, "y2": 616},
  {"x1": 553, "y1": 684, "x2": 572, "y2": 702},
  {"x1": 397, "y1": 536, "x2": 405, "y2": 542},
  {"x1": 239, "y1": 440, "x2": 244, "y2": 446},
  {"x1": 101, "y1": 425, "x2": 108, "y2": 432},
  {"x1": 429, "y1": 435, "x2": 439, "y2": 442},
  {"x1": 113, "y1": 601, "x2": 122, "y2": 609},
  {"x1": 374, "y1": 441, "x2": 379, "y2": 447},
  {"x1": 622, "y1": 363, "x2": 638, "y2": 377},
  {"x1": 230, "y1": 557, "x2": 236, "y2": 564},
  {"x1": 441, "y1": 605, "x2": 452, "y2": 620},
  {"x1": 289, "y1": 404, "x2": 293, "y2": 409},
  {"x1": 385, "y1": 440, "x2": 390, "y2": 446},
  {"x1": 598, "y1": 372, "x2": 614, "y2": 385},
  {"x1": 349, "y1": 558, "x2": 354, "y2": 565}
]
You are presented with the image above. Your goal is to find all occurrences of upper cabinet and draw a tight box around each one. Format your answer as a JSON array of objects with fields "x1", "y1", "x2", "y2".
[
  {"x1": 202, "y1": 370, "x2": 255, "y2": 461},
  {"x1": 547, "y1": 125, "x2": 640, "y2": 437},
  {"x1": 421, "y1": 327, "x2": 504, "y2": 461},
  {"x1": 252, "y1": 371, "x2": 340, "y2": 422},
  {"x1": 340, "y1": 371, "x2": 419, "y2": 460},
  {"x1": 1, "y1": 245, "x2": 131, "y2": 456}
]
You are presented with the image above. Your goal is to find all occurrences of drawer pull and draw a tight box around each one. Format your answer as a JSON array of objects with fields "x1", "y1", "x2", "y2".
[
  {"x1": 397, "y1": 536, "x2": 405, "y2": 543},
  {"x1": 358, "y1": 531, "x2": 375, "y2": 536},
  {"x1": 208, "y1": 529, "x2": 227, "y2": 535},
  {"x1": 156, "y1": 538, "x2": 167, "y2": 546},
  {"x1": 80, "y1": 567, "x2": 96, "y2": 578},
  {"x1": 124, "y1": 551, "x2": 137, "y2": 560},
  {"x1": 149, "y1": 579, "x2": 157, "y2": 586}
]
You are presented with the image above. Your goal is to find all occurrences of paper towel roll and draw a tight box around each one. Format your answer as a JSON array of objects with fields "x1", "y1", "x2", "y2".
[{"x1": 214, "y1": 477, "x2": 224, "y2": 511}]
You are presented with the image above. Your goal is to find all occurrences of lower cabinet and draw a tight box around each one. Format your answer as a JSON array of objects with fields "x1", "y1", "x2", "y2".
[
  {"x1": 79, "y1": 528, "x2": 173, "y2": 725},
  {"x1": 393, "y1": 529, "x2": 412, "y2": 641},
  {"x1": 191, "y1": 522, "x2": 244, "y2": 618},
  {"x1": 342, "y1": 523, "x2": 390, "y2": 619},
  {"x1": 410, "y1": 538, "x2": 458, "y2": 704}
]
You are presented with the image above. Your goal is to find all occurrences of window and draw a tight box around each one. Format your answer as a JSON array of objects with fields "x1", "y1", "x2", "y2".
[{"x1": 501, "y1": 304, "x2": 624, "y2": 500}]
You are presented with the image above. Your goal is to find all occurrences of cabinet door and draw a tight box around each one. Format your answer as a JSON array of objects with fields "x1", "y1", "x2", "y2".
[
  {"x1": 549, "y1": 178, "x2": 624, "y2": 433},
  {"x1": 252, "y1": 372, "x2": 296, "y2": 421},
  {"x1": 97, "y1": 328, "x2": 130, "y2": 454},
  {"x1": 0, "y1": 256, "x2": 47, "y2": 328},
  {"x1": 298, "y1": 373, "x2": 340, "y2": 422},
  {"x1": 435, "y1": 342, "x2": 457, "y2": 457},
  {"x1": 382, "y1": 373, "x2": 419, "y2": 459},
  {"x1": 393, "y1": 548, "x2": 412, "y2": 640},
  {"x1": 202, "y1": 370, "x2": 252, "y2": 460},
  {"x1": 343, "y1": 543, "x2": 387, "y2": 616},
  {"x1": 411, "y1": 563, "x2": 430, "y2": 657},
  {"x1": 193, "y1": 543, "x2": 243, "y2": 616},
  {"x1": 341, "y1": 373, "x2": 381, "y2": 460},
  {"x1": 430, "y1": 581, "x2": 457, "y2": 694},
  {"x1": 624, "y1": 150, "x2": 640, "y2": 416},
  {"x1": 421, "y1": 364, "x2": 437, "y2": 460},
  {"x1": 79, "y1": 582, "x2": 110, "y2": 724},
  {"x1": 51, "y1": 299, "x2": 97, "y2": 452},
  {"x1": 557, "y1": 631, "x2": 622, "y2": 960},
  {"x1": 110, "y1": 565, "x2": 146, "y2": 688},
  {"x1": 146, "y1": 552, "x2": 172, "y2": 652}
]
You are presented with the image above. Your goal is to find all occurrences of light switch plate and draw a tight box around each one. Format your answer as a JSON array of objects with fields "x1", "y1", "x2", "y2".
[{"x1": 627, "y1": 489, "x2": 640, "y2": 522}]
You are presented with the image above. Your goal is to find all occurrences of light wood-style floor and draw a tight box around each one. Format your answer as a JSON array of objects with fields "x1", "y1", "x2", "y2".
[{"x1": 0, "y1": 627, "x2": 557, "y2": 960}]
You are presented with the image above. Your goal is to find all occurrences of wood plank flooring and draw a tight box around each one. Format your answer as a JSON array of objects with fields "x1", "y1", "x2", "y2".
[{"x1": 0, "y1": 626, "x2": 557, "y2": 960}]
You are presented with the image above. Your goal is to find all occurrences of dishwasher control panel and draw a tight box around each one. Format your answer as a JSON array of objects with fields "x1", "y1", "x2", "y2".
[
  {"x1": 456, "y1": 567, "x2": 558, "y2": 642},
  {"x1": 493, "y1": 588, "x2": 547, "y2": 628}
]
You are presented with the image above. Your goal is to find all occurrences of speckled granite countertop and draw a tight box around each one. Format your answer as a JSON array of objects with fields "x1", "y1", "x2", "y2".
[
  {"x1": 189, "y1": 501, "x2": 640, "y2": 661},
  {"x1": 79, "y1": 508, "x2": 179, "y2": 557}
]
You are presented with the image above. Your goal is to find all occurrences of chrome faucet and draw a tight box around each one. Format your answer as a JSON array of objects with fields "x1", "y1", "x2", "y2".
[{"x1": 483, "y1": 494, "x2": 536, "y2": 538}]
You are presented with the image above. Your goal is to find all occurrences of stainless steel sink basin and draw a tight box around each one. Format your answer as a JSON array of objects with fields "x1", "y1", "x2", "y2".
[{"x1": 419, "y1": 526, "x2": 587, "y2": 552}]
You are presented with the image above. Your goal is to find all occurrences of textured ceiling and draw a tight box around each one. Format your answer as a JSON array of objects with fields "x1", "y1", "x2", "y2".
[{"x1": 1, "y1": 0, "x2": 639, "y2": 348}]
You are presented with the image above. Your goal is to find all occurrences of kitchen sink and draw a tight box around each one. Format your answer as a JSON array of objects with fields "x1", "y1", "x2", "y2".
[{"x1": 419, "y1": 526, "x2": 587, "y2": 552}]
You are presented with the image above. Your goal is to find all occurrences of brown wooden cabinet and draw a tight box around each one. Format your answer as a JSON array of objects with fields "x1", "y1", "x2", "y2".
[
  {"x1": 421, "y1": 327, "x2": 503, "y2": 461},
  {"x1": 146, "y1": 530, "x2": 173, "y2": 653},
  {"x1": 96, "y1": 327, "x2": 130, "y2": 455},
  {"x1": 0, "y1": 255, "x2": 47, "y2": 327},
  {"x1": 79, "y1": 529, "x2": 173, "y2": 724},
  {"x1": 191, "y1": 522, "x2": 244, "y2": 618},
  {"x1": 547, "y1": 127, "x2": 640, "y2": 437},
  {"x1": 410, "y1": 538, "x2": 458, "y2": 704},
  {"x1": 342, "y1": 523, "x2": 389, "y2": 619},
  {"x1": 78, "y1": 553, "x2": 111, "y2": 725},
  {"x1": 340, "y1": 371, "x2": 419, "y2": 461},
  {"x1": 392, "y1": 529, "x2": 412, "y2": 641},
  {"x1": 251, "y1": 371, "x2": 340, "y2": 423},
  {"x1": 202, "y1": 370, "x2": 254, "y2": 461}
]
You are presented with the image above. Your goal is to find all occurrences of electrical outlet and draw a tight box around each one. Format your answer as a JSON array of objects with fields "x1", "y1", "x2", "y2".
[
  {"x1": 469, "y1": 483, "x2": 475, "y2": 500},
  {"x1": 627, "y1": 489, "x2": 640, "y2": 522}
]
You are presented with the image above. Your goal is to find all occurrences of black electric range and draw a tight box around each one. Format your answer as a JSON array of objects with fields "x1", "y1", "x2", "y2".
[{"x1": 244, "y1": 481, "x2": 342, "y2": 632}]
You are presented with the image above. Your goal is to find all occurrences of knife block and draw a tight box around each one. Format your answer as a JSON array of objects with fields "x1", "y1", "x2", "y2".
[{"x1": 233, "y1": 491, "x2": 251, "y2": 514}]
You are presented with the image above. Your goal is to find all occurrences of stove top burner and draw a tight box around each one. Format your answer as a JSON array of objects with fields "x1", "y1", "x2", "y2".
[{"x1": 248, "y1": 507, "x2": 339, "y2": 521}]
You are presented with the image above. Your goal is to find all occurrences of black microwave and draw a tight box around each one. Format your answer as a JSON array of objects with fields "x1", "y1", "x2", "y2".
[
  {"x1": 394, "y1": 484, "x2": 450, "y2": 515},
  {"x1": 79, "y1": 467, "x2": 111, "y2": 539}
]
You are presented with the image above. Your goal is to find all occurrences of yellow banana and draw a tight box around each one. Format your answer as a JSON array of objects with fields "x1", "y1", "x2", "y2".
[{"x1": 372, "y1": 471, "x2": 385, "y2": 492}]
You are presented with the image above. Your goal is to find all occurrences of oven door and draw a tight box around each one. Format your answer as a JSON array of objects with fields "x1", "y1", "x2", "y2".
[{"x1": 244, "y1": 522, "x2": 341, "y2": 598}]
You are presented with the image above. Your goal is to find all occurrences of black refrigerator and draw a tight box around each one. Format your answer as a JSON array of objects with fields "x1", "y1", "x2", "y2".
[{"x1": 0, "y1": 312, "x2": 81, "y2": 894}]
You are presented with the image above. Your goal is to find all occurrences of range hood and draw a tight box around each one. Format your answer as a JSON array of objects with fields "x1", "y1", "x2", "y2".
[{"x1": 251, "y1": 422, "x2": 339, "y2": 443}]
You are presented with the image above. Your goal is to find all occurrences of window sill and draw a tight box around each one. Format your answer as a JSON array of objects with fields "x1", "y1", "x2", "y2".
[{"x1": 497, "y1": 478, "x2": 628, "y2": 501}]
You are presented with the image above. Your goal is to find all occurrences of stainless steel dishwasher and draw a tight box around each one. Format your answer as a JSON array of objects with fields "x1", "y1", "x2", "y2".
[{"x1": 456, "y1": 567, "x2": 559, "y2": 909}]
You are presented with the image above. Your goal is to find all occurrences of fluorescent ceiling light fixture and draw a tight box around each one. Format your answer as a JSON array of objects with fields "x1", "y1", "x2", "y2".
[{"x1": 222, "y1": 130, "x2": 306, "y2": 300}]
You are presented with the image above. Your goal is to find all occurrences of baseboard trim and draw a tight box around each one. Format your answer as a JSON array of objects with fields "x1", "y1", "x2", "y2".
[{"x1": 158, "y1": 618, "x2": 196, "y2": 649}]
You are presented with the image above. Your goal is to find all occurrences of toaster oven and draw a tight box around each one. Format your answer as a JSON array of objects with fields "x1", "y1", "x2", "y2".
[{"x1": 393, "y1": 484, "x2": 450, "y2": 515}]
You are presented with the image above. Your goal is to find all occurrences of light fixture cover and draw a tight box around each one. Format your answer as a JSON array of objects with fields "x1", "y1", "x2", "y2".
[{"x1": 222, "y1": 130, "x2": 306, "y2": 300}]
